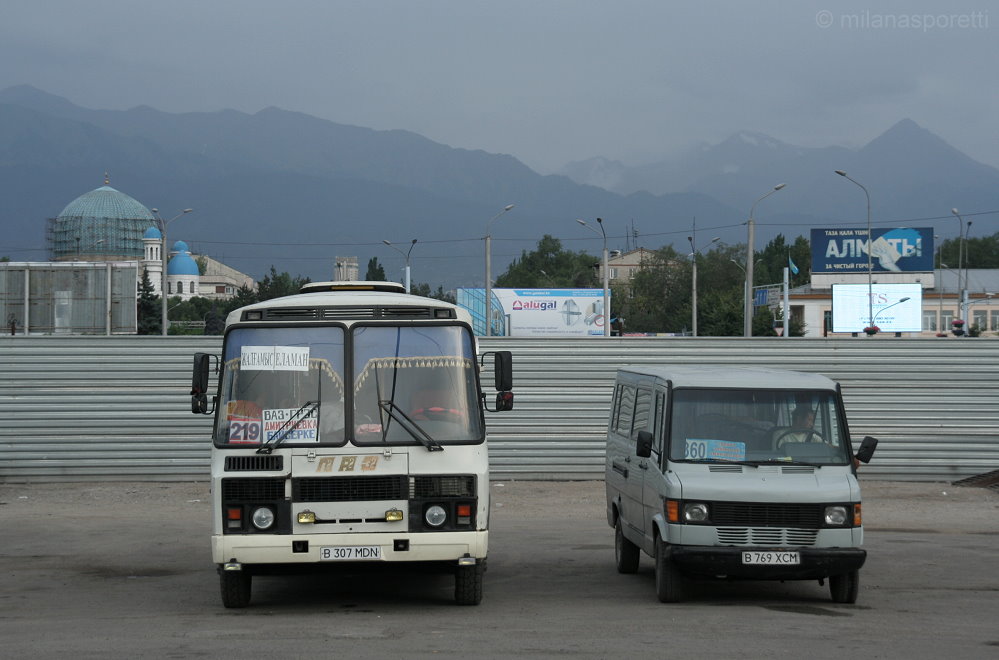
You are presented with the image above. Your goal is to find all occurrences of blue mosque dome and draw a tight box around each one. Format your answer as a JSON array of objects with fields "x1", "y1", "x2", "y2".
[
  {"x1": 49, "y1": 178, "x2": 156, "y2": 260},
  {"x1": 143, "y1": 226, "x2": 162, "y2": 240},
  {"x1": 58, "y1": 186, "x2": 155, "y2": 222},
  {"x1": 168, "y1": 246, "x2": 200, "y2": 276}
]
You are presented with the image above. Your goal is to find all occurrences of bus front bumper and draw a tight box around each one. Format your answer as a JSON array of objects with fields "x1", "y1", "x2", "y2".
[{"x1": 212, "y1": 530, "x2": 487, "y2": 566}]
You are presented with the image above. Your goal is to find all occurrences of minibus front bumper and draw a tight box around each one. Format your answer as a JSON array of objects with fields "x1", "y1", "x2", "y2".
[{"x1": 669, "y1": 545, "x2": 866, "y2": 580}]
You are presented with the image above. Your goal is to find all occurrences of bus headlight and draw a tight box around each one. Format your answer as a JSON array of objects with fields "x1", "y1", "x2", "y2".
[
  {"x1": 252, "y1": 506, "x2": 276, "y2": 530},
  {"x1": 424, "y1": 505, "x2": 447, "y2": 528},
  {"x1": 824, "y1": 505, "x2": 848, "y2": 526}
]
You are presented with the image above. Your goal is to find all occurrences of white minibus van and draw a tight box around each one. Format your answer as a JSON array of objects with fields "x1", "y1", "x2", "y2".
[{"x1": 605, "y1": 366, "x2": 877, "y2": 603}]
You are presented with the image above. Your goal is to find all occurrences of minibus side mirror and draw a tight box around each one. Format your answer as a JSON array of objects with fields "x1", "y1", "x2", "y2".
[
  {"x1": 635, "y1": 430, "x2": 653, "y2": 458},
  {"x1": 492, "y1": 350, "x2": 513, "y2": 392},
  {"x1": 191, "y1": 353, "x2": 216, "y2": 415},
  {"x1": 855, "y1": 435, "x2": 878, "y2": 464}
]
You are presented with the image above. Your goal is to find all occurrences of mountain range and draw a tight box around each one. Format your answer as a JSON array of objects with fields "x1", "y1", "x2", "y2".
[{"x1": 1, "y1": 84, "x2": 997, "y2": 287}]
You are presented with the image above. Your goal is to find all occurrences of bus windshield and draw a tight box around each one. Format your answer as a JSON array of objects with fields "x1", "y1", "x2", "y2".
[
  {"x1": 352, "y1": 325, "x2": 483, "y2": 446},
  {"x1": 668, "y1": 388, "x2": 851, "y2": 465},
  {"x1": 215, "y1": 324, "x2": 483, "y2": 448},
  {"x1": 217, "y1": 326, "x2": 346, "y2": 447}
]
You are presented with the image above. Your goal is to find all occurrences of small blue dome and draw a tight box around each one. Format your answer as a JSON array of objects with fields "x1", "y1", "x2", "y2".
[
  {"x1": 144, "y1": 226, "x2": 162, "y2": 239},
  {"x1": 168, "y1": 248, "x2": 200, "y2": 276},
  {"x1": 172, "y1": 240, "x2": 189, "y2": 252}
]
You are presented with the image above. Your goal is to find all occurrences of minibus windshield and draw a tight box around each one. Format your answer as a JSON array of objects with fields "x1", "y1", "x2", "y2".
[{"x1": 669, "y1": 388, "x2": 852, "y2": 465}]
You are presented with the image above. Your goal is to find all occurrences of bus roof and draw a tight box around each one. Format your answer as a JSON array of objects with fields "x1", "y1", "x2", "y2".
[{"x1": 225, "y1": 281, "x2": 467, "y2": 327}]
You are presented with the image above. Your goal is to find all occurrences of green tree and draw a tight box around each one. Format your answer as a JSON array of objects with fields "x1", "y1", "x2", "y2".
[
  {"x1": 623, "y1": 245, "x2": 690, "y2": 333},
  {"x1": 204, "y1": 303, "x2": 225, "y2": 335},
  {"x1": 494, "y1": 235, "x2": 598, "y2": 288},
  {"x1": 258, "y1": 266, "x2": 311, "y2": 301},
  {"x1": 411, "y1": 283, "x2": 457, "y2": 303},
  {"x1": 941, "y1": 232, "x2": 999, "y2": 269},
  {"x1": 365, "y1": 257, "x2": 387, "y2": 281},
  {"x1": 136, "y1": 269, "x2": 161, "y2": 335}
]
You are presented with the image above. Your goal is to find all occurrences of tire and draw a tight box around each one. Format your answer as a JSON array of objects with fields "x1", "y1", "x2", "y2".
[
  {"x1": 219, "y1": 568, "x2": 252, "y2": 608},
  {"x1": 829, "y1": 569, "x2": 859, "y2": 604},
  {"x1": 654, "y1": 537, "x2": 683, "y2": 603},
  {"x1": 615, "y1": 519, "x2": 640, "y2": 574},
  {"x1": 455, "y1": 560, "x2": 485, "y2": 606}
]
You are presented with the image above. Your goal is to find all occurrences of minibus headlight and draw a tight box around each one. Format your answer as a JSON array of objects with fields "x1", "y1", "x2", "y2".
[
  {"x1": 424, "y1": 505, "x2": 447, "y2": 528},
  {"x1": 683, "y1": 502, "x2": 709, "y2": 523},
  {"x1": 251, "y1": 506, "x2": 275, "y2": 530},
  {"x1": 824, "y1": 505, "x2": 848, "y2": 526}
]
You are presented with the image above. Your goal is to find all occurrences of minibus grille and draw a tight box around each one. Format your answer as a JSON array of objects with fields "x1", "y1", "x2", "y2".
[
  {"x1": 717, "y1": 527, "x2": 819, "y2": 546},
  {"x1": 710, "y1": 502, "x2": 823, "y2": 528},
  {"x1": 221, "y1": 478, "x2": 286, "y2": 501},
  {"x1": 292, "y1": 475, "x2": 408, "y2": 502}
]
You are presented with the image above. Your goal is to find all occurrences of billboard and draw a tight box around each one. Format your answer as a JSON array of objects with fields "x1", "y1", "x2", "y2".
[
  {"x1": 832, "y1": 283, "x2": 923, "y2": 333},
  {"x1": 811, "y1": 228, "x2": 933, "y2": 273},
  {"x1": 457, "y1": 288, "x2": 609, "y2": 337}
]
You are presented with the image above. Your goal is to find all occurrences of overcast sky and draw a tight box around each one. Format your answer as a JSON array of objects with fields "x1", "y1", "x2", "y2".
[{"x1": 2, "y1": 0, "x2": 996, "y2": 173}]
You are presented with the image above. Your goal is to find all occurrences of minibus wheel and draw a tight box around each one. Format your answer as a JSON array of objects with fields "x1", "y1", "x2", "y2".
[
  {"x1": 615, "y1": 519, "x2": 640, "y2": 574},
  {"x1": 829, "y1": 569, "x2": 859, "y2": 604},
  {"x1": 655, "y1": 538, "x2": 683, "y2": 603},
  {"x1": 220, "y1": 569, "x2": 252, "y2": 608}
]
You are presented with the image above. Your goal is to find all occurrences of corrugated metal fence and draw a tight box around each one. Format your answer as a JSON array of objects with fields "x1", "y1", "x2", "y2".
[{"x1": 2, "y1": 335, "x2": 997, "y2": 482}]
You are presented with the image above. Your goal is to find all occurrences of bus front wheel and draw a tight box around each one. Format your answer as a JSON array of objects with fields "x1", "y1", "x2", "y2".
[
  {"x1": 220, "y1": 568, "x2": 252, "y2": 608},
  {"x1": 454, "y1": 560, "x2": 485, "y2": 605}
]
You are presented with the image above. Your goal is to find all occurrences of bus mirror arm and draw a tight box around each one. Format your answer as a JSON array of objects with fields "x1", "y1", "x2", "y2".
[{"x1": 191, "y1": 353, "x2": 219, "y2": 415}]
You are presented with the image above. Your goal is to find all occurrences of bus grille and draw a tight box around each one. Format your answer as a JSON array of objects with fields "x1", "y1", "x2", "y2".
[
  {"x1": 224, "y1": 455, "x2": 284, "y2": 471},
  {"x1": 221, "y1": 478, "x2": 286, "y2": 501},
  {"x1": 411, "y1": 476, "x2": 475, "y2": 498},
  {"x1": 292, "y1": 476, "x2": 408, "y2": 502}
]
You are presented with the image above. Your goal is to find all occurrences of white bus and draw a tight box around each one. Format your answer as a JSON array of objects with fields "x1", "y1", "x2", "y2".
[{"x1": 191, "y1": 281, "x2": 513, "y2": 607}]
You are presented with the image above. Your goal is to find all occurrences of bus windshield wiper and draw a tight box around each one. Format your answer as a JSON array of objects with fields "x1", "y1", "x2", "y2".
[
  {"x1": 378, "y1": 399, "x2": 443, "y2": 452},
  {"x1": 257, "y1": 400, "x2": 320, "y2": 454}
]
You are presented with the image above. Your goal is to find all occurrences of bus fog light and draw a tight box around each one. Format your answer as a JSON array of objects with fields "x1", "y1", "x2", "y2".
[
  {"x1": 298, "y1": 510, "x2": 316, "y2": 524},
  {"x1": 385, "y1": 508, "x2": 404, "y2": 522},
  {"x1": 252, "y1": 506, "x2": 275, "y2": 530},
  {"x1": 824, "y1": 505, "x2": 848, "y2": 526},
  {"x1": 684, "y1": 503, "x2": 709, "y2": 523},
  {"x1": 424, "y1": 505, "x2": 447, "y2": 527}
]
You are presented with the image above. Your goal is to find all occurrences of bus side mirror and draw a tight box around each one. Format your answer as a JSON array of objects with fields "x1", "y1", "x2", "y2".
[
  {"x1": 855, "y1": 435, "x2": 878, "y2": 464},
  {"x1": 635, "y1": 430, "x2": 653, "y2": 458},
  {"x1": 493, "y1": 350, "x2": 513, "y2": 392},
  {"x1": 191, "y1": 353, "x2": 214, "y2": 415}
]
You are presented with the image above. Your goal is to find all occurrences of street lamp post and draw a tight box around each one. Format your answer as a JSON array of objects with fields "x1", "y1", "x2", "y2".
[
  {"x1": 835, "y1": 170, "x2": 873, "y2": 330},
  {"x1": 576, "y1": 217, "x2": 610, "y2": 337},
  {"x1": 871, "y1": 297, "x2": 911, "y2": 332},
  {"x1": 688, "y1": 234, "x2": 720, "y2": 337},
  {"x1": 484, "y1": 204, "x2": 515, "y2": 336},
  {"x1": 383, "y1": 239, "x2": 417, "y2": 293},
  {"x1": 152, "y1": 208, "x2": 193, "y2": 336},
  {"x1": 745, "y1": 183, "x2": 786, "y2": 337},
  {"x1": 951, "y1": 209, "x2": 966, "y2": 307}
]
